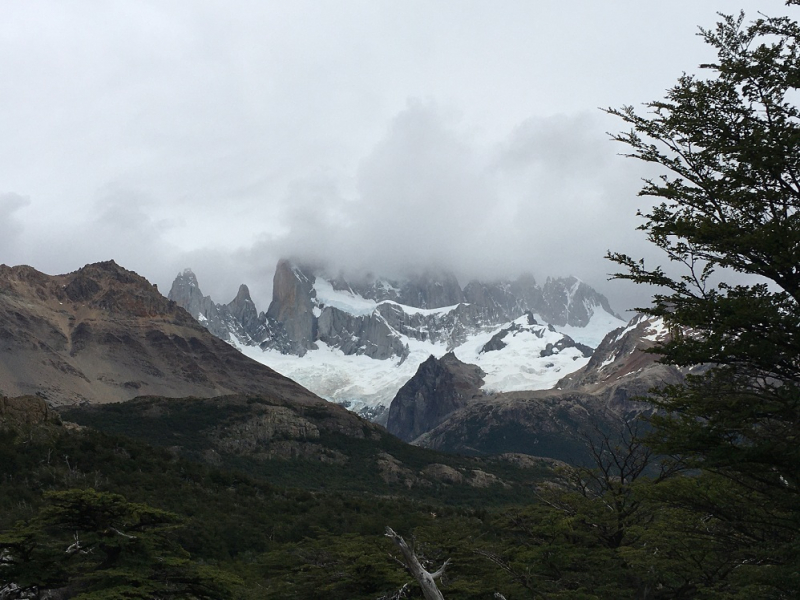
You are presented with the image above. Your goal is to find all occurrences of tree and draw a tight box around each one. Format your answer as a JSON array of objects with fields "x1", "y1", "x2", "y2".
[
  {"x1": 607, "y1": 2, "x2": 800, "y2": 595},
  {"x1": 0, "y1": 488, "x2": 240, "y2": 599}
]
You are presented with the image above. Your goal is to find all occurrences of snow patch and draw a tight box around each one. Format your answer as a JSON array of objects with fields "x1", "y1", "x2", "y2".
[{"x1": 380, "y1": 300, "x2": 463, "y2": 316}]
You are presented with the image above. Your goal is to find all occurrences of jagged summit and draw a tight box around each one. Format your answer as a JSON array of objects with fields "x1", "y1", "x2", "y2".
[
  {"x1": 386, "y1": 352, "x2": 485, "y2": 442},
  {"x1": 167, "y1": 268, "x2": 267, "y2": 347}
]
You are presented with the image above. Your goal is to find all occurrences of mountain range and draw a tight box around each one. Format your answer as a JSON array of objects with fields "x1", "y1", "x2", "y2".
[
  {"x1": 169, "y1": 259, "x2": 627, "y2": 421},
  {"x1": 389, "y1": 313, "x2": 687, "y2": 462}
]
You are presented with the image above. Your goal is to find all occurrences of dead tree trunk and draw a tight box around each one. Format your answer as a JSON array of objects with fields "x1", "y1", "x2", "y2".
[{"x1": 385, "y1": 527, "x2": 449, "y2": 600}]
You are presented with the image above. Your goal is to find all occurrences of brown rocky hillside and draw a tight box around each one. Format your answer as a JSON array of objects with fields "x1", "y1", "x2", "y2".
[{"x1": 0, "y1": 261, "x2": 326, "y2": 407}]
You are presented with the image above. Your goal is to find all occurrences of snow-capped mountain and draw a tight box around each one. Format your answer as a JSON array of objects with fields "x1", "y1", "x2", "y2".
[{"x1": 168, "y1": 259, "x2": 627, "y2": 422}]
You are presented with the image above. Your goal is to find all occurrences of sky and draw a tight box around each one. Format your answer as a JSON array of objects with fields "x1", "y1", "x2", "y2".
[{"x1": 0, "y1": 0, "x2": 784, "y2": 316}]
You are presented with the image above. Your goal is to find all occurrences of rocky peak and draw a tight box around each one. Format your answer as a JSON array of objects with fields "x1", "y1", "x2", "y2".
[
  {"x1": 0, "y1": 261, "x2": 323, "y2": 406},
  {"x1": 386, "y1": 352, "x2": 485, "y2": 442},
  {"x1": 168, "y1": 269, "x2": 207, "y2": 313},
  {"x1": 228, "y1": 284, "x2": 260, "y2": 333},
  {"x1": 168, "y1": 269, "x2": 230, "y2": 339},
  {"x1": 170, "y1": 268, "x2": 200, "y2": 292},
  {"x1": 168, "y1": 271, "x2": 268, "y2": 346},
  {"x1": 53, "y1": 262, "x2": 179, "y2": 320},
  {"x1": 264, "y1": 260, "x2": 317, "y2": 355}
]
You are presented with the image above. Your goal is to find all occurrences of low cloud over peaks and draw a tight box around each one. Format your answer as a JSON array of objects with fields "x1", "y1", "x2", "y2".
[
  {"x1": 260, "y1": 102, "x2": 654, "y2": 313},
  {"x1": 0, "y1": 101, "x2": 656, "y2": 317}
]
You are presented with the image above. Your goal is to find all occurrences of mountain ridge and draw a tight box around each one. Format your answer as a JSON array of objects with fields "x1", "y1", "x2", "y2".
[{"x1": 0, "y1": 260, "x2": 326, "y2": 407}]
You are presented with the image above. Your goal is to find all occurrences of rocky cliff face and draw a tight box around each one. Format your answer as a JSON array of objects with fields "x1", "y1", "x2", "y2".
[
  {"x1": 539, "y1": 276, "x2": 618, "y2": 327},
  {"x1": 555, "y1": 314, "x2": 683, "y2": 401},
  {"x1": 386, "y1": 352, "x2": 485, "y2": 442},
  {"x1": 396, "y1": 270, "x2": 465, "y2": 309},
  {"x1": 316, "y1": 306, "x2": 408, "y2": 360},
  {"x1": 0, "y1": 260, "x2": 325, "y2": 406},
  {"x1": 264, "y1": 259, "x2": 318, "y2": 355}
]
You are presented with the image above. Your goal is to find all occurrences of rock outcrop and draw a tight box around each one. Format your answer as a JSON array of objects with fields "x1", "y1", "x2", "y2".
[
  {"x1": 386, "y1": 352, "x2": 485, "y2": 442},
  {"x1": 0, "y1": 395, "x2": 61, "y2": 426}
]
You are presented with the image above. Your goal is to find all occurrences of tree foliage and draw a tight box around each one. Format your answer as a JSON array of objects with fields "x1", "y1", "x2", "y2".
[{"x1": 606, "y1": 2, "x2": 800, "y2": 596}]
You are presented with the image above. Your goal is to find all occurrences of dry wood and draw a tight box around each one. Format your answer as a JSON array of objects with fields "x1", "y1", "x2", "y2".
[{"x1": 385, "y1": 527, "x2": 449, "y2": 600}]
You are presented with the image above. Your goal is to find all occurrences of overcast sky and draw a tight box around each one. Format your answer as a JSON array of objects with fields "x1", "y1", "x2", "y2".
[{"x1": 0, "y1": 0, "x2": 784, "y2": 315}]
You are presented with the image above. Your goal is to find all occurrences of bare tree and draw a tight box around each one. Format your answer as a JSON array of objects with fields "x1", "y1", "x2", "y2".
[{"x1": 385, "y1": 527, "x2": 449, "y2": 600}]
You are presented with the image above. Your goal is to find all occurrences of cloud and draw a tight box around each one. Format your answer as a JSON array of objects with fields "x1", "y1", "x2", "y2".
[
  {"x1": 1, "y1": 185, "x2": 186, "y2": 291},
  {"x1": 253, "y1": 102, "x2": 657, "y2": 314},
  {"x1": 0, "y1": 1, "x2": 778, "y2": 318},
  {"x1": 0, "y1": 193, "x2": 31, "y2": 262},
  {"x1": 0, "y1": 102, "x2": 660, "y2": 317}
]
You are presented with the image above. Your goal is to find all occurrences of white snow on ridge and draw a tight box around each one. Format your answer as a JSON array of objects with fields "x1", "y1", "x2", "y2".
[
  {"x1": 312, "y1": 278, "x2": 377, "y2": 316},
  {"x1": 380, "y1": 300, "x2": 462, "y2": 316},
  {"x1": 643, "y1": 317, "x2": 669, "y2": 341},
  {"x1": 453, "y1": 314, "x2": 595, "y2": 393},
  {"x1": 560, "y1": 310, "x2": 627, "y2": 348},
  {"x1": 312, "y1": 276, "x2": 463, "y2": 318}
]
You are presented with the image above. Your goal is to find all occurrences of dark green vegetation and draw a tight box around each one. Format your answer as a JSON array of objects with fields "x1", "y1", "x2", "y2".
[
  {"x1": 59, "y1": 395, "x2": 547, "y2": 506},
  {"x1": 3, "y1": 403, "x2": 787, "y2": 599},
  {"x1": 0, "y1": 412, "x2": 538, "y2": 599}
]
